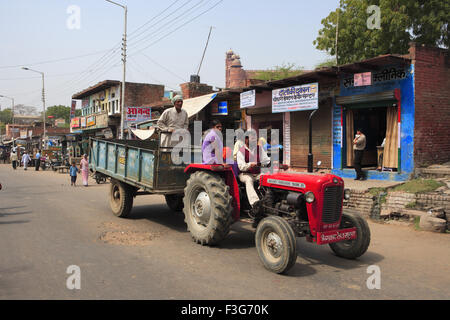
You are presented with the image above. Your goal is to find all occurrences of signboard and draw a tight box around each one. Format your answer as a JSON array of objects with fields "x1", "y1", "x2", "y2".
[
  {"x1": 272, "y1": 83, "x2": 319, "y2": 113},
  {"x1": 28, "y1": 130, "x2": 33, "y2": 138},
  {"x1": 96, "y1": 113, "x2": 108, "y2": 129},
  {"x1": 70, "y1": 117, "x2": 80, "y2": 128},
  {"x1": 126, "y1": 106, "x2": 152, "y2": 122},
  {"x1": 283, "y1": 112, "x2": 291, "y2": 166},
  {"x1": 211, "y1": 101, "x2": 228, "y2": 115},
  {"x1": 70, "y1": 100, "x2": 77, "y2": 119},
  {"x1": 87, "y1": 116, "x2": 96, "y2": 127},
  {"x1": 343, "y1": 67, "x2": 407, "y2": 88},
  {"x1": 20, "y1": 130, "x2": 27, "y2": 139},
  {"x1": 81, "y1": 117, "x2": 86, "y2": 128},
  {"x1": 354, "y1": 72, "x2": 372, "y2": 86},
  {"x1": 240, "y1": 90, "x2": 256, "y2": 108}
]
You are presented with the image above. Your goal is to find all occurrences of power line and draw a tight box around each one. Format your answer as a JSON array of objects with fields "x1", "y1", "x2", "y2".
[{"x1": 140, "y1": 53, "x2": 187, "y2": 82}]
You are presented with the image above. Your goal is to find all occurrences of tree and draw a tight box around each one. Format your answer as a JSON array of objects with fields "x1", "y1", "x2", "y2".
[
  {"x1": 314, "y1": 0, "x2": 449, "y2": 65},
  {"x1": 315, "y1": 58, "x2": 337, "y2": 69},
  {"x1": 0, "y1": 108, "x2": 13, "y2": 124},
  {"x1": 253, "y1": 63, "x2": 304, "y2": 82}
]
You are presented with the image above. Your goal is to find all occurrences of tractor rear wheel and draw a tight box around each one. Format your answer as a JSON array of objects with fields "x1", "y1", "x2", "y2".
[
  {"x1": 183, "y1": 171, "x2": 233, "y2": 245},
  {"x1": 329, "y1": 210, "x2": 371, "y2": 259},
  {"x1": 165, "y1": 193, "x2": 184, "y2": 212},
  {"x1": 255, "y1": 216, "x2": 297, "y2": 274},
  {"x1": 110, "y1": 179, "x2": 134, "y2": 218}
]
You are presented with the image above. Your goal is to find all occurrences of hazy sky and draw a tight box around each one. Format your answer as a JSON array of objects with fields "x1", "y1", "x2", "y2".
[{"x1": 0, "y1": 0, "x2": 339, "y2": 109}]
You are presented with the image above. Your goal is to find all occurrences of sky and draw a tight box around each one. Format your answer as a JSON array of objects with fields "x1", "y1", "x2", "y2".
[{"x1": 0, "y1": 0, "x2": 340, "y2": 109}]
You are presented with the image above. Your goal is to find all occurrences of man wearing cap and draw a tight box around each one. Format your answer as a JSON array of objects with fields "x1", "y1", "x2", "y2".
[{"x1": 157, "y1": 95, "x2": 189, "y2": 147}]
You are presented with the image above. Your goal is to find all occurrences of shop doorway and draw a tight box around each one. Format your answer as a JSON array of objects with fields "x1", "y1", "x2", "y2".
[{"x1": 345, "y1": 105, "x2": 398, "y2": 171}]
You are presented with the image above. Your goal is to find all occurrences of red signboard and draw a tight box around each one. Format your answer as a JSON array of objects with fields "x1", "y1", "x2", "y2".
[{"x1": 354, "y1": 72, "x2": 372, "y2": 86}]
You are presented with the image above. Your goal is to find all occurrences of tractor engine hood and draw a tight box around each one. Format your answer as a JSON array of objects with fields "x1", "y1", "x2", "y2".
[{"x1": 260, "y1": 172, "x2": 344, "y2": 193}]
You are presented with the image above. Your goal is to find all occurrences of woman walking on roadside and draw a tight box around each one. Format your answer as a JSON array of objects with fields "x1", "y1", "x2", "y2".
[{"x1": 80, "y1": 154, "x2": 89, "y2": 187}]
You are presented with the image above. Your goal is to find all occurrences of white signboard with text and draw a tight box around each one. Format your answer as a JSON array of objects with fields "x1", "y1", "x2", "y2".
[
  {"x1": 272, "y1": 83, "x2": 319, "y2": 113},
  {"x1": 240, "y1": 90, "x2": 256, "y2": 109}
]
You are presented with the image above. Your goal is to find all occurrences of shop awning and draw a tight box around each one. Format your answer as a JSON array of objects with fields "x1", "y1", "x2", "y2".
[
  {"x1": 183, "y1": 93, "x2": 217, "y2": 118},
  {"x1": 131, "y1": 128, "x2": 156, "y2": 140}
]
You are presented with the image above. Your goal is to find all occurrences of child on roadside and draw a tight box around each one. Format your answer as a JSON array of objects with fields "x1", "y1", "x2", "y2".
[{"x1": 69, "y1": 161, "x2": 79, "y2": 186}]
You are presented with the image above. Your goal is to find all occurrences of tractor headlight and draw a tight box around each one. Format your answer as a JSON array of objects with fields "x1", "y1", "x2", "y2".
[
  {"x1": 304, "y1": 191, "x2": 315, "y2": 203},
  {"x1": 344, "y1": 188, "x2": 351, "y2": 200}
]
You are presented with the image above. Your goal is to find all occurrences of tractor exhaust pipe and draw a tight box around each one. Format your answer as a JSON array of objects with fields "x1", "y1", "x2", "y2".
[{"x1": 308, "y1": 109, "x2": 318, "y2": 173}]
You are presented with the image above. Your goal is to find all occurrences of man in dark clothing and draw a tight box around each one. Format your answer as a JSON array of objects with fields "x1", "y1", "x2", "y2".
[{"x1": 353, "y1": 129, "x2": 366, "y2": 180}]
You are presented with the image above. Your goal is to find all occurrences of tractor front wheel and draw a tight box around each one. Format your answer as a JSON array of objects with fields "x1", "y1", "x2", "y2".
[
  {"x1": 255, "y1": 216, "x2": 297, "y2": 274},
  {"x1": 183, "y1": 171, "x2": 233, "y2": 245},
  {"x1": 329, "y1": 210, "x2": 371, "y2": 259}
]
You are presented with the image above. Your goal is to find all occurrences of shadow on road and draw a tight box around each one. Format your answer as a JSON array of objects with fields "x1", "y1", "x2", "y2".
[
  {"x1": 129, "y1": 204, "x2": 188, "y2": 233},
  {"x1": 0, "y1": 220, "x2": 30, "y2": 225}
]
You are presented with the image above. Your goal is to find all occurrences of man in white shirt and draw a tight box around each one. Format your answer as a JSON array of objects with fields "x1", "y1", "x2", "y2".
[
  {"x1": 237, "y1": 134, "x2": 270, "y2": 208},
  {"x1": 157, "y1": 95, "x2": 189, "y2": 147}
]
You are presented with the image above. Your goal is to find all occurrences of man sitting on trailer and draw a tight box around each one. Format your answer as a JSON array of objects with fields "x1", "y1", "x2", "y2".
[{"x1": 157, "y1": 95, "x2": 189, "y2": 147}]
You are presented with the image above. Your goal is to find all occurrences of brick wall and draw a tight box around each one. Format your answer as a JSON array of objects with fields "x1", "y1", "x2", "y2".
[
  {"x1": 343, "y1": 190, "x2": 375, "y2": 218},
  {"x1": 124, "y1": 82, "x2": 164, "y2": 107},
  {"x1": 410, "y1": 43, "x2": 450, "y2": 166},
  {"x1": 180, "y1": 82, "x2": 214, "y2": 99}
]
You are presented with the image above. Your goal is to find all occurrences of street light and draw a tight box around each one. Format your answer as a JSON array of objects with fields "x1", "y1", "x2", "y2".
[
  {"x1": 21, "y1": 67, "x2": 46, "y2": 147},
  {"x1": 105, "y1": 0, "x2": 127, "y2": 139}
]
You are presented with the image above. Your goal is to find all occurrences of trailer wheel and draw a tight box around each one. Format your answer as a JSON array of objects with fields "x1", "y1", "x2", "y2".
[
  {"x1": 110, "y1": 179, "x2": 134, "y2": 218},
  {"x1": 183, "y1": 171, "x2": 233, "y2": 245},
  {"x1": 255, "y1": 216, "x2": 297, "y2": 274},
  {"x1": 329, "y1": 210, "x2": 371, "y2": 259},
  {"x1": 165, "y1": 194, "x2": 184, "y2": 212}
]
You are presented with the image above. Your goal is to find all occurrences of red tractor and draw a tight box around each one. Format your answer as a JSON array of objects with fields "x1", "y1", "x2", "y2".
[{"x1": 183, "y1": 164, "x2": 370, "y2": 274}]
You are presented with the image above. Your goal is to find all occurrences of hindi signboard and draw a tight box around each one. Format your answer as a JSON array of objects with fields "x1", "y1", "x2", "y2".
[
  {"x1": 126, "y1": 106, "x2": 152, "y2": 122},
  {"x1": 240, "y1": 90, "x2": 256, "y2": 109},
  {"x1": 354, "y1": 72, "x2": 372, "y2": 87},
  {"x1": 272, "y1": 83, "x2": 319, "y2": 113},
  {"x1": 70, "y1": 100, "x2": 77, "y2": 119}
]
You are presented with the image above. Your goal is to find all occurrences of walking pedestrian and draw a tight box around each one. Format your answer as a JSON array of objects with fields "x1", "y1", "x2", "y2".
[
  {"x1": 80, "y1": 154, "x2": 89, "y2": 187},
  {"x1": 10, "y1": 151, "x2": 18, "y2": 170},
  {"x1": 35, "y1": 150, "x2": 41, "y2": 171},
  {"x1": 69, "y1": 161, "x2": 79, "y2": 186},
  {"x1": 21, "y1": 152, "x2": 31, "y2": 170}
]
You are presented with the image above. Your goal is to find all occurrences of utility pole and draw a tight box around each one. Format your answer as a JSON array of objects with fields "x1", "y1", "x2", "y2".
[
  {"x1": 197, "y1": 26, "x2": 213, "y2": 76},
  {"x1": 21, "y1": 67, "x2": 46, "y2": 148},
  {"x1": 335, "y1": 8, "x2": 340, "y2": 66},
  {"x1": 106, "y1": 0, "x2": 127, "y2": 139}
]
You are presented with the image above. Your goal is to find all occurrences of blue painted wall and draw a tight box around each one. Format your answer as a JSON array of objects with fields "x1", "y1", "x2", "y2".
[{"x1": 331, "y1": 64, "x2": 415, "y2": 181}]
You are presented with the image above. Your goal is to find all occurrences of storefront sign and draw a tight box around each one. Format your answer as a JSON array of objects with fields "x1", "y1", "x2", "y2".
[
  {"x1": 20, "y1": 130, "x2": 27, "y2": 139},
  {"x1": 272, "y1": 83, "x2": 319, "y2": 113},
  {"x1": 87, "y1": 116, "x2": 96, "y2": 127},
  {"x1": 81, "y1": 117, "x2": 86, "y2": 128},
  {"x1": 240, "y1": 90, "x2": 256, "y2": 108},
  {"x1": 283, "y1": 112, "x2": 291, "y2": 166},
  {"x1": 354, "y1": 72, "x2": 372, "y2": 86},
  {"x1": 70, "y1": 100, "x2": 77, "y2": 119},
  {"x1": 343, "y1": 67, "x2": 407, "y2": 88},
  {"x1": 96, "y1": 113, "x2": 109, "y2": 129},
  {"x1": 126, "y1": 106, "x2": 152, "y2": 122},
  {"x1": 212, "y1": 101, "x2": 228, "y2": 115},
  {"x1": 71, "y1": 117, "x2": 80, "y2": 128},
  {"x1": 28, "y1": 130, "x2": 33, "y2": 138}
]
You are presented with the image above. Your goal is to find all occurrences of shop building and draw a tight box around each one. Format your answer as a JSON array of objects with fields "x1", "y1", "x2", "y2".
[
  {"x1": 71, "y1": 80, "x2": 165, "y2": 138},
  {"x1": 237, "y1": 43, "x2": 449, "y2": 181}
]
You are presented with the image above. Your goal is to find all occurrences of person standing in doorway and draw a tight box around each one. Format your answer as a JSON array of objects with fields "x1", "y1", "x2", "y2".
[
  {"x1": 80, "y1": 154, "x2": 89, "y2": 187},
  {"x1": 21, "y1": 151, "x2": 31, "y2": 171},
  {"x1": 353, "y1": 128, "x2": 366, "y2": 180},
  {"x1": 35, "y1": 150, "x2": 41, "y2": 171}
]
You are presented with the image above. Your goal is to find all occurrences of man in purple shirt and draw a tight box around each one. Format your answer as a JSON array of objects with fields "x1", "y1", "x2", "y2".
[{"x1": 202, "y1": 120, "x2": 223, "y2": 164}]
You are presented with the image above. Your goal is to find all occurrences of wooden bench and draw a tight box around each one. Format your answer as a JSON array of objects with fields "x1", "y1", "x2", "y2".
[{"x1": 55, "y1": 166, "x2": 70, "y2": 174}]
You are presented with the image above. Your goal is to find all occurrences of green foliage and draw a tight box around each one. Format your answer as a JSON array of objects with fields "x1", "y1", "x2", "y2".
[
  {"x1": 314, "y1": 0, "x2": 449, "y2": 65},
  {"x1": 46, "y1": 105, "x2": 71, "y2": 123},
  {"x1": 392, "y1": 179, "x2": 445, "y2": 193},
  {"x1": 253, "y1": 63, "x2": 304, "y2": 82},
  {"x1": 405, "y1": 201, "x2": 417, "y2": 208},
  {"x1": 315, "y1": 58, "x2": 337, "y2": 69},
  {"x1": 0, "y1": 108, "x2": 13, "y2": 124}
]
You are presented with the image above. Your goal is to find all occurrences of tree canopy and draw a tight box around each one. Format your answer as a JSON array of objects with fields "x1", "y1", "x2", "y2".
[
  {"x1": 314, "y1": 0, "x2": 449, "y2": 65},
  {"x1": 46, "y1": 105, "x2": 81, "y2": 124}
]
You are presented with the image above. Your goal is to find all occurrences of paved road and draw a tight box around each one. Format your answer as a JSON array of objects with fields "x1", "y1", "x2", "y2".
[{"x1": 0, "y1": 164, "x2": 449, "y2": 300}]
